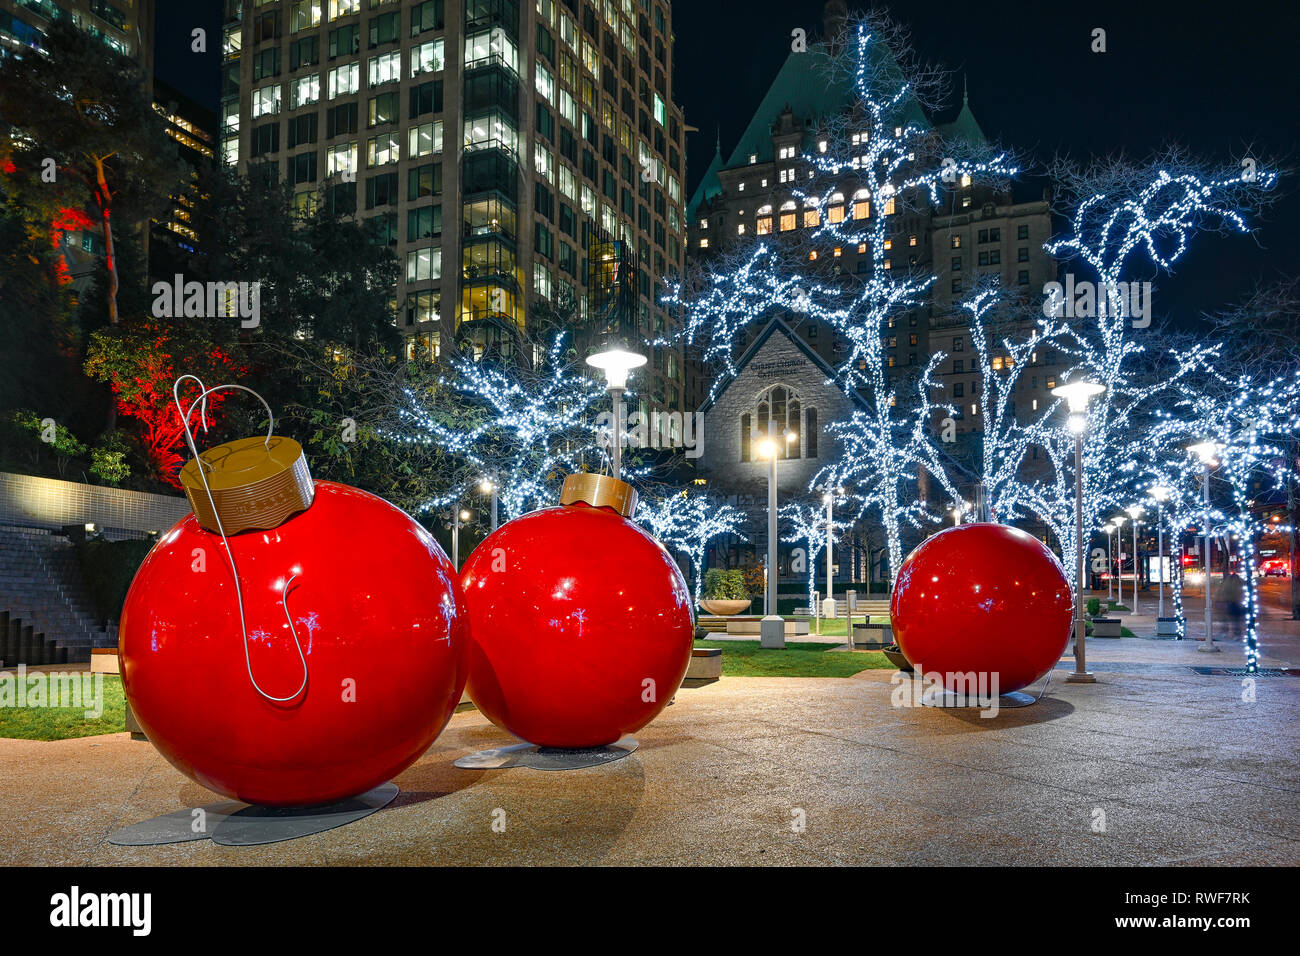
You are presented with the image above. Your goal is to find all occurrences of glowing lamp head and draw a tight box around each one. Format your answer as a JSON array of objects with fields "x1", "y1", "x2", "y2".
[
  {"x1": 1188, "y1": 440, "x2": 1221, "y2": 465},
  {"x1": 1051, "y1": 380, "x2": 1106, "y2": 413},
  {"x1": 1067, "y1": 413, "x2": 1087, "y2": 434},
  {"x1": 459, "y1": 509, "x2": 472, "y2": 523},
  {"x1": 479, "y1": 478, "x2": 495, "y2": 493},
  {"x1": 1125, "y1": 504, "x2": 1142, "y2": 520},
  {"x1": 757, "y1": 438, "x2": 777, "y2": 459},
  {"x1": 586, "y1": 347, "x2": 647, "y2": 389},
  {"x1": 1101, "y1": 524, "x2": 1115, "y2": 535},
  {"x1": 785, "y1": 430, "x2": 798, "y2": 444},
  {"x1": 1112, "y1": 515, "x2": 1127, "y2": 528},
  {"x1": 1150, "y1": 485, "x2": 1171, "y2": 502}
]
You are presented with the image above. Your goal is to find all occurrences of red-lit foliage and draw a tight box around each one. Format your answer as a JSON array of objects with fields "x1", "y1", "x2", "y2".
[
  {"x1": 88, "y1": 321, "x2": 248, "y2": 487},
  {"x1": 48, "y1": 206, "x2": 96, "y2": 285}
]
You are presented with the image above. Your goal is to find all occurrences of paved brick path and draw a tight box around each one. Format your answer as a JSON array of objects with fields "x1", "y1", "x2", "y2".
[{"x1": 2, "y1": 624, "x2": 1296, "y2": 866}]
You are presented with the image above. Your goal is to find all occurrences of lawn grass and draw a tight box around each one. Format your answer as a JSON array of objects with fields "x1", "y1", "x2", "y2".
[
  {"x1": 792, "y1": 615, "x2": 890, "y2": 638},
  {"x1": 695, "y1": 640, "x2": 893, "y2": 677},
  {"x1": 0, "y1": 674, "x2": 126, "y2": 741}
]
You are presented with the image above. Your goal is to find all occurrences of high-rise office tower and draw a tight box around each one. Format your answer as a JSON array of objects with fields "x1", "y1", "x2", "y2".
[{"x1": 225, "y1": 0, "x2": 689, "y2": 416}]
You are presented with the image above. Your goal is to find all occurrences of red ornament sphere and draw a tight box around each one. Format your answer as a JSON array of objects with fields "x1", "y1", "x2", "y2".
[
  {"x1": 120, "y1": 482, "x2": 468, "y2": 807},
  {"x1": 459, "y1": 501, "x2": 694, "y2": 748},
  {"x1": 890, "y1": 523, "x2": 1073, "y2": 694}
]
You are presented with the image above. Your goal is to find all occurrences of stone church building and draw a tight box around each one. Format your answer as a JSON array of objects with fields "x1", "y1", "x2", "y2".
[{"x1": 695, "y1": 315, "x2": 867, "y2": 593}]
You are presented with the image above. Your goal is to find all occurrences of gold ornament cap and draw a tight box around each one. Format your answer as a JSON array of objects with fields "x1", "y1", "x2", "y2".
[
  {"x1": 560, "y1": 473, "x2": 637, "y2": 518},
  {"x1": 179, "y1": 435, "x2": 315, "y2": 534}
]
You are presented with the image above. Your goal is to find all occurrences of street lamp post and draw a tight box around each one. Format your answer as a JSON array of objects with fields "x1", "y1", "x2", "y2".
[
  {"x1": 759, "y1": 431, "x2": 797, "y2": 649},
  {"x1": 1051, "y1": 380, "x2": 1106, "y2": 684},
  {"x1": 1125, "y1": 505, "x2": 1143, "y2": 615},
  {"x1": 586, "y1": 345, "x2": 647, "y2": 481},
  {"x1": 1112, "y1": 514, "x2": 1127, "y2": 609},
  {"x1": 1151, "y1": 486, "x2": 1171, "y2": 620},
  {"x1": 451, "y1": 507, "x2": 472, "y2": 569},
  {"x1": 480, "y1": 477, "x2": 498, "y2": 532},
  {"x1": 821, "y1": 487, "x2": 842, "y2": 619},
  {"x1": 1101, "y1": 523, "x2": 1115, "y2": 601},
  {"x1": 1189, "y1": 441, "x2": 1222, "y2": 653}
]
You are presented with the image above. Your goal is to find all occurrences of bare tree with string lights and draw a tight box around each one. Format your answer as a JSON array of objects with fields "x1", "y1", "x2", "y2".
[
  {"x1": 386, "y1": 331, "x2": 610, "y2": 521},
  {"x1": 667, "y1": 12, "x2": 1019, "y2": 583},
  {"x1": 779, "y1": 498, "x2": 853, "y2": 616},
  {"x1": 1150, "y1": 368, "x2": 1300, "y2": 671},
  {"x1": 637, "y1": 491, "x2": 749, "y2": 603}
]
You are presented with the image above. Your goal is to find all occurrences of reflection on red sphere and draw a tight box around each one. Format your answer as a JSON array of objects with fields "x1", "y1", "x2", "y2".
[
  {"x1": 120, "y1": 482, "x2": 468, "y2": 807},
  {"x1": 890, "y1": 523, "x2": 1073, "y2": 694},
  {"x1": 460, "y1": 502, "x2": 694, "y2": 748}
]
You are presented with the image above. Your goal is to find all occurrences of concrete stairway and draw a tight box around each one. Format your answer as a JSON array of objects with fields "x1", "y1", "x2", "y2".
[{"x1": 0, "y1": 526, "x2": 116, "y2": 664}]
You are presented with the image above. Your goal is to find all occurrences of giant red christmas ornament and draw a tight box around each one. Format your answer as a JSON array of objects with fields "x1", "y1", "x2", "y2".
[
  {"x1": 460, "y1": 473, "x2": 694, "y2": 748},
  {"x1": 890, "y1": 523, "x2": 1073, "y2": 694},
  {"x1": 119, "y1": 433, "x2": 468, "y2": 807}
]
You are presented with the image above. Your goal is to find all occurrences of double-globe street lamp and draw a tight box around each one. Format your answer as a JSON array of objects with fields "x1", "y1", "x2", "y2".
[{"x1": 1052, "y1": 379, "x2": 1106, "y2": 684}]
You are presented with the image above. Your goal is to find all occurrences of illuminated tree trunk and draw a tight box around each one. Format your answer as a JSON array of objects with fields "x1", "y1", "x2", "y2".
[{"x1": 92, "y1": 156, "x2": 118, "y2": 326}]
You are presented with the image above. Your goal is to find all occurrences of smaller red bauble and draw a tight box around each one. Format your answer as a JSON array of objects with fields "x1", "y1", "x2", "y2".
[
  {"x1": 460, "y1": 474, "x2": 694, "y2": 748},
  {"x1": 890, "y1": 523, "x2": 1073, "y2": 694}
]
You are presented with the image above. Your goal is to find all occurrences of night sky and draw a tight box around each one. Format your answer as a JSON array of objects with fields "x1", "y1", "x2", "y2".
[{"x1": 155, "y1": 0, "x2": 1300, "y2": 327}]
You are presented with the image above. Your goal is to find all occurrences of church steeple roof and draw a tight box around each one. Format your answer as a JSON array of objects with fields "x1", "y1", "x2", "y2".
[
  {"x1": 935, "y1": 74, "x2": 987, "y2": 146},
  {"x1": 686, "y1": 128, "x2": 726, "y2": 219}
]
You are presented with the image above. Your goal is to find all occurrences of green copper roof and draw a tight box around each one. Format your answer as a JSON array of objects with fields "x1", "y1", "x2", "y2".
[
  {"x1": 933, "y1": 80, "x2": 986, "y2": 147},
  {"x1": 724, "y1": 41, "x2": 929, "y2": 170},
  {"x1": 725, "y1": 44, "x2": 854, "y2": 168},
  {"x1": 689, "y1": 46, "x2": 988, "y2": 218},
  {"x1": 686, "y1": 135, "x2": 725, "y2": 220}
]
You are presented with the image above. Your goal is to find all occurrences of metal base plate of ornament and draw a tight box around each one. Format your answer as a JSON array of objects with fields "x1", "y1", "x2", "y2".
[
  {"x1": 108, "y1": 783, "x2": 398, "y2": 847},
  {"x1": 920, "y1": 686, "x2": 1037, "y2": 709},
  {"x1": 455, "y1": 736, "x2": 638, "y2": 771},
  {"x1": 109, "y1": 801, "x2": 244, "y2": 846}
]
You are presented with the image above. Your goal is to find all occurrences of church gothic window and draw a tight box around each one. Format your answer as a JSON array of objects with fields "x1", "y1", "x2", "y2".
[{"x1": 739, "y1": 384, "x2": 818, "y2": 462}]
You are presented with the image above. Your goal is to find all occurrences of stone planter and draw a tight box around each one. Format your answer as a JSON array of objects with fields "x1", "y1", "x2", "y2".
[
  {"x1": 699, "y1": 599, "x2": 751, "y2": 616},
  {"x1": 685, "y1": 647, "x2": 722, "y2": 681},
  {"x1": 1156, "y1": 617, "x2": 1179, "y2": 637},
  {"x1": 852, "y1": 622, "x2": 892, "y2": 648},
  {"x1": 1092, "y1": 617, "x2": 1122, "y2": 638},
  {"x1": 882, "y1": 648, "x2": 913, "y2": 672}
]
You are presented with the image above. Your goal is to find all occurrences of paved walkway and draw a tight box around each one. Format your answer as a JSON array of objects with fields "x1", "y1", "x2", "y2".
[{"x1": 1, "y1": 627, "x2": 1296, "y2": 866}]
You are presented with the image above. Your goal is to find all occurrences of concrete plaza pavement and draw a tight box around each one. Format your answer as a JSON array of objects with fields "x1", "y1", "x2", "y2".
[{"x1": 1, "y1": 614, "x2": 1296, "y2": 866}]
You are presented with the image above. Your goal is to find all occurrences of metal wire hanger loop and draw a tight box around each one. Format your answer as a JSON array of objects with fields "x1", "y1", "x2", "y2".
[{"x1": 171, "y1": 376, "x2": 309, "y2": 703}]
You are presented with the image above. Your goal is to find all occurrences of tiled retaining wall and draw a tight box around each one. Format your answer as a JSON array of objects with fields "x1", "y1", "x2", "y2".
[{"x1": 0, "y1": 472, "x2": 190, "y2": 535}]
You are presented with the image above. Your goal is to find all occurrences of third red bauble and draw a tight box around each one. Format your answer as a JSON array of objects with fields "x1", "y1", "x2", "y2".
[
  {"x1": 459, "y1": 474, "x2": 694, "y2": 748},
  {"x1": 890, "y1": 523, "x2": 1073, "y2": 694}
]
